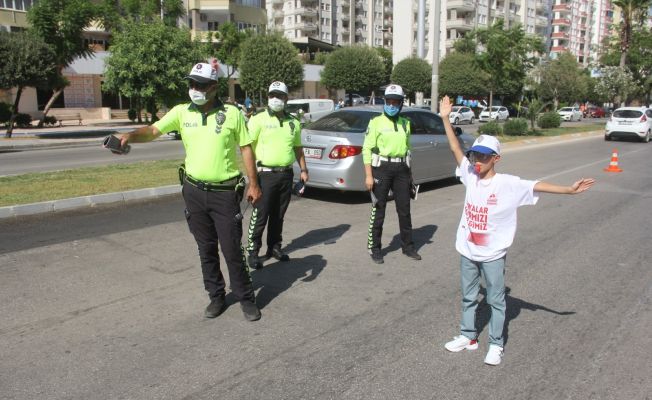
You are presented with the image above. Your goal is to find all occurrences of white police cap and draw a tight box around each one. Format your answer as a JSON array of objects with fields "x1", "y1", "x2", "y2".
[
  {"x1": 384, "y1": 84, "x2": 405, "y2": 100},
  {"x1": 268, "y1": 81, "x2": 288, "y2": 95},
  {"x1": 187, "y1": 63, "x2": 218, "y2": 83}
]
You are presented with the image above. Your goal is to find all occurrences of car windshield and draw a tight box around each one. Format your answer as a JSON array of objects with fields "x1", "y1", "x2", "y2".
[
  {"x1": 307, "y1": 110, "x2": 380, "y2": 133},
  {"x1": 490, "y1": 107, "x2": 500, "y2": 111},
  {"x1": 613, "y1": 109, "x2": 643, "y2": 118},
  {"x1": 286, "y1": 103, "x2": 309, "y2": 114},
  {"x1": 452, "y1": 106, "x2": 461, "y2": 112},
  {"x1": 559, "y1": 108, "x2": 573, "y2": 112}
]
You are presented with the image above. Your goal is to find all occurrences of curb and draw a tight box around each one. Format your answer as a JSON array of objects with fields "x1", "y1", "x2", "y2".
[{"x1": 0, "y1": 185, "x2": 180, "y2": 220}]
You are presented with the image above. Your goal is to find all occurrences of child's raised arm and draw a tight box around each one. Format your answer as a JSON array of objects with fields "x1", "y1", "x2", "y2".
[
  {"x1": 439, "y1": 96, "x2": 465, "y2": 166},
  {"x1": 534, "y1": 178, "x2": 595, "y2": 194}
]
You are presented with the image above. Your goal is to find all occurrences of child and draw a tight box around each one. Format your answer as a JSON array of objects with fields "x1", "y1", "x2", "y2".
[{"x1": 438, "y1": 96, "x2": 594, "y2": 366}]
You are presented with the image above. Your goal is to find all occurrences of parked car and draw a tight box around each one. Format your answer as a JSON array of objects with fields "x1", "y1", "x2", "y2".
[
  {"x1": 449, "y1": 106, "x2": 475, "y2": 125},
  {"x1": 584, "y1": 106, "x2": 606, "y2": 118},
  {"x1": 605, "y1": 106, "x2": 652, "y2": 142},
  {"x1": 479, "y1": 106, "x2": 509, "y2": 122},
  {"x1": 292, "y1": 106, "x2": 475, "y2": 191},
  {"x1": 365, "y1": 96, "x2": 385, "y2": 105},
  {"x1": 286, "y1": 99, "x2": 334, "y2": 125},
  {"x1": 557, "y1": 107, "x2": 582, "y2": 121},
  {"x1": 345, "y1": 94, "x2": 365, "y2": 106}
]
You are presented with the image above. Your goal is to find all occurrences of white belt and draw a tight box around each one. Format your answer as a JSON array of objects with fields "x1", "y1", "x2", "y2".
[{"x1": 378, "y1": 155, "x2": 405, "y2": 163}]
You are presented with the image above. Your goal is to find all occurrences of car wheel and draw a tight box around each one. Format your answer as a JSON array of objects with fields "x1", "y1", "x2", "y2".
[
  {"x1": 454, "y1": 117, "x2": 459, "y2": 125},
  {"x1": 643, "y1": 130, "x2": 650, "y2": 143},
  {"x1": 604, "y1": 135, "x2": 612, "y2": 141}
]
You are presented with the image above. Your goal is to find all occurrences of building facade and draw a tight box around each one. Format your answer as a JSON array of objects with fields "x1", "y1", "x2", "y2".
[{"x1": 182, "y1": 0, "x2": 267, "y2": 40}]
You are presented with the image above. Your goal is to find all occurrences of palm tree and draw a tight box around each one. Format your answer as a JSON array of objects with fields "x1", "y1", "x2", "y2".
[{"x1": 612, "y1": 0, "x2": 652, "y2": 67}]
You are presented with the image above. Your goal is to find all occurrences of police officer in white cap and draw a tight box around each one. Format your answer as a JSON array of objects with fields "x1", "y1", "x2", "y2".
[
  {"x1": 245, "y1": 81, "x2": 309, "y2": 269},
  {"x1": 361, "y1": 84, "x2": 421, "y2": 264},
  {"x1": 114, "y1": 60, "x2": 263, "y2": 321}
]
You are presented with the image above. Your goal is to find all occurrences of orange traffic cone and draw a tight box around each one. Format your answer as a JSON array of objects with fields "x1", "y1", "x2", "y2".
[{"x1": 604, "y1": 148, "x2": 623, "y2": 173}]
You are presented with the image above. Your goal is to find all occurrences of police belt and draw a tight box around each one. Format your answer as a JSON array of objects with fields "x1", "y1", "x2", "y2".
[
  {"x1": 257, "y1": 164, "x2": 293, "y2": 173},
  {"x1": 184, "y1": 174, "x2": 241, "y2": 191},
  {"x1": 378, "y1": 155, "x2": 406, "y2": 163}
]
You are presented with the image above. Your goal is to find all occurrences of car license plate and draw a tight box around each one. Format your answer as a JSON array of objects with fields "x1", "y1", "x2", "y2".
[
  {"x1": 618, "y1": 120, "x2": 632, "y2": 125},
  {"x1": 303, "y1": 147, "x2": 322, "y2": 159}
]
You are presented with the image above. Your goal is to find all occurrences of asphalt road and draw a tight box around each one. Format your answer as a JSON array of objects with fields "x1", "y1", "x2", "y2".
[{"x1": 1, "y1": 136, "x2": 650, "y2": 400}]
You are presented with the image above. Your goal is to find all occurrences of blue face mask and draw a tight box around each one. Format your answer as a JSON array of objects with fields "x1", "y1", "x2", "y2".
[{"x1": 384, "y1": 104, "x2": 400, "y2": 116}]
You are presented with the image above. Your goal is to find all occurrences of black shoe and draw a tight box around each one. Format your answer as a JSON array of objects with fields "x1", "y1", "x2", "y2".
[
  {"x1": 204, "y1": 296, "x2": 226, "y2": 318},
  {"x1": 402, "y1": 248, "x2": 422, "y2": 260},
  {"x1": 370, "y1": 249, "x2": 384, "y2": 264},
  {"x1": 267, "y1": 247, "x2": 290, "y2": 262},
  {"x1": 247, "y1": 253, "x2": 262, "y2": 270},
  {"x1": 240, "y1": 300, "x2": 261, "y2": 321}
]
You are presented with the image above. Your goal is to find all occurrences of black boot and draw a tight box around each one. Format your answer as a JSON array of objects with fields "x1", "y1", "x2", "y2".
[
  {"x1": 204, "y1": 295, "x2": 226, "y2": 318},
  {"x1": 247, "y1": 251, "x2": 262, "y2": 270},
  {"x1": 402, "y1": 247, "x2": 422, "y2": 261},
  {"x1": 267, "y1": 246, "x2": 289, "y2": 262},
  {"x1": 370, "y1": 248, "x2": 384, "y2": 264},
  {"x1": 240, "y1": 300, "x2": 261, "y2": 321}
]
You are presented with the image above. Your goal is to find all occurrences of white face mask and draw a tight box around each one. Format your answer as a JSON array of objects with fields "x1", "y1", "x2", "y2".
[
  {"x1": 189, "y1": 89, "x2": 209, "y2": 106},
  {"x1": 268, "y1": 97, "x2": 285, "y2": 112}
]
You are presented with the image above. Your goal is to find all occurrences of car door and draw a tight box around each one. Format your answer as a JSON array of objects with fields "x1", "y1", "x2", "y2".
[
  {"x1": 407, "y1": 111, "x2": 457, "y2": 182},
  {"x1": 402, "y1": 111, "x2": 434, "y2": 181}
]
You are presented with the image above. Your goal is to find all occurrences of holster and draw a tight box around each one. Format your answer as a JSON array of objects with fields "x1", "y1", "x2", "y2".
[{"x1": 178, "y1": 164, "x2": 186, "y2": 186}]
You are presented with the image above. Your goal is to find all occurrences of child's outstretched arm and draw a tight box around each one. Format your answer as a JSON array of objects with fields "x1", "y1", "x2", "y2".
[
  {"x1": 439, "y1": 96, "x2": 465, "y2": 166},
  {"x1": 534, "y1": 178, "x2": 595, "y2": 194}
]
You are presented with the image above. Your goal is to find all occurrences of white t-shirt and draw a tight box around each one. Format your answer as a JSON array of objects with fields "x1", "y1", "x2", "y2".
[{"x1": 455, "y1": 157, "x2": 539, "y2": 262}]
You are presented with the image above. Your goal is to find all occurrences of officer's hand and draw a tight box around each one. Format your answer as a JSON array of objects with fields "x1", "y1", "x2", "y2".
[
  {"x1": 365, "y1": 175, "x2": 374, "y2": 192},
  {"x1": 247, "y1": 183, "x2": 262, "y2": 205},
  {"x1": 300, "y1": 171, "x2": 309, "y2": 183}
]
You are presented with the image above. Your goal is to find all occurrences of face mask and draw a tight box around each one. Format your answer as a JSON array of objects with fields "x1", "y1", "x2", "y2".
[
  {"x1": 189, "y1": 89, "x2": 209, "y2": 105},
  {"x1": 384, "y1": 104, "x2": 400, "y2": 117},
  {"x1": 268, "y1": 97, "x2": 285, "y2": 112}
]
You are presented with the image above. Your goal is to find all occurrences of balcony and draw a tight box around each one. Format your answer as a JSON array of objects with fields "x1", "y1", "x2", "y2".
[
  {"x1": 535, "y1": 0, "x2": 547, "y2": 11},
  {"x1": 552, "y1": 3, "x2": 571, "y2": 12},
  {"x1": 272, "y1": 9, "x2": 284, "y2": 18},
  {"x1": 550, "y1": 45, "x2": 568, "y2": 52},
  {"x1": 294, "y1": 7, "x2": 318, "y2": 17},
  {"x1": 551, "y1": 31, "x2": 569, "y2": 40},
  {"x1": 447, "y1": 0, "x2": 475, "y2": 11},
  {"x1": 552, "y1": 18, "x2": 570, "y2": 26},
  {"x1": 535, "y1": 15, "x2": 549, "y2": 26},
  {"x1": 447, "y1": 18, "x2": 474, "y2": 31},
  {"x1": 341, "y1": 14, "x2": 350, "y2": 21},
  {"x1": 295, "y1": 22, "x2": 318, "y2": 32},
  {"x1": 341, "y1": 26, "x2": 350, "y2": 34},
  {"x1": 341, "y1": 0, "x2": 350, "y2": 6}
]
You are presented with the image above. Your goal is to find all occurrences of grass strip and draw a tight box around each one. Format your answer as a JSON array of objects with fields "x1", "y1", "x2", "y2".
[{"x1": 0, "y1": 159, "x2": 183, "y2": 207}]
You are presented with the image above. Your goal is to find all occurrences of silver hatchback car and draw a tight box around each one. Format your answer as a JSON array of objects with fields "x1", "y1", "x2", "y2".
[{"x1": 293, "y1": 106, "x2": 475, "y2": 191}]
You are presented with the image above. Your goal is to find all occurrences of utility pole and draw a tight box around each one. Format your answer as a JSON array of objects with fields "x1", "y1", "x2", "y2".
[
  {"x1": 160, "y1": 0, "x2": 164, "y2": 21},
  {"x1": 430, "y1": 0, "x2": 441, "y2": 113},
  {"x1": 416, "y1": 0, "x2": 426, "y2": 106}
]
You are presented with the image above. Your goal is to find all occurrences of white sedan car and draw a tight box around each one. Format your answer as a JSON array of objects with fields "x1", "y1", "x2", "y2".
[
  {"x1": 605, "y1": 107, "x2": 652, "y2": 142},
  {"x1": 449, "y1": 106, "x2": 475, "y2": 125},
  {"x1": 557, "y1": 107, "x2": 582, "y2": 121},
  {"x1": 479, "y1": 106, "x2": 509, "y2": 122}
]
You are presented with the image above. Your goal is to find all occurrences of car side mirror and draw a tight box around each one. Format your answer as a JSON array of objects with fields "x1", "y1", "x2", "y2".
[{"x1": 454, "y1": 127, "x2": 463, "y2": 136}]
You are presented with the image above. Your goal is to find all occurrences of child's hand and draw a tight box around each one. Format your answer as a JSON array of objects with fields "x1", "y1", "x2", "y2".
[
  {"x1": 439, "y1": 96, "x2": 453, "y2": 118},
  {"x1": 571, "y1": 178, "x2": 595, "y2": 194}
]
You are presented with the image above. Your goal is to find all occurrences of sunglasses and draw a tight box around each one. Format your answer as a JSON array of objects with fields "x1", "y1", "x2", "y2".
[
  {"x1": 188, "y1": 81, "x2": 214, "y2": 91},
  {"x1": 268, "y1": 92, "x2": 287, "y2": 99},
  {"x1": 469, "y1": 151, "x2": 497, "y2": 163}
]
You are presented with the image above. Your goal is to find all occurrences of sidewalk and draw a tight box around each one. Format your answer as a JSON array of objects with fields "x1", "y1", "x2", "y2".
[{"x1": 0, "y1": 125, "x2": 604, "y2": 220}]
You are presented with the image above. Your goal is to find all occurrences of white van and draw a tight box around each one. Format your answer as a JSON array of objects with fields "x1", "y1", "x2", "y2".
[{"x1": 286, "y1": 99, "x2": 334, "y2": 124}]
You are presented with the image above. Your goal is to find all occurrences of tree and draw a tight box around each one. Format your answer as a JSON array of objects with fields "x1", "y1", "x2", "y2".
[
  {"x1": 103, "y1": 21, "x2": 206, "y2": 122},
  {"x1": 523, "y1": 98, "x2": 550, "y2": 132},
  {"x1": 238, "y1": 34, "x2": 304, "y2": 100},
  {"x1": 390, "y1": 57, "x2": 431, "y2": 102},
  {"x1": 0, "y1": 32, "x2": 57, "y2": 137},
  {"x1": 594, "y1": 66, "x2": 638, "y2": 107},
  {"x1": 213, "y1": 22, "x2": 252, "y2": 97},
  {"x1": 472, "y1": 20, "x2": 544, "y2": 110},
  {"x1": 99, "y1": 0, "x2": 185, "y2": 29},
  {"x1": 453, "y1": 35, "x2": 476, "y2": 54},
  {"x1": 438, "y1": 52, "x2": 489, "y2": 98},
  {"x1": 535, "y1": 52, "x2": 588, "y2": 109},
  {"x1": 611, "y1": 0, "x2": 651, "y2": 67},
  {"x1": 27, "y1": 0, "x2": 100, "y2": 127},
  {"x1": 374, "y1": 47, "x2": 393, "y2": 86},
  {"x1": 320, "y1": 45, "x2": 385, "y2": 105}
]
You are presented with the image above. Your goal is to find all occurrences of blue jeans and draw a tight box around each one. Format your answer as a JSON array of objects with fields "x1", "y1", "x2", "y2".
[{"x1": 459, "y1": 255, "x2": 506, "y2": 347}]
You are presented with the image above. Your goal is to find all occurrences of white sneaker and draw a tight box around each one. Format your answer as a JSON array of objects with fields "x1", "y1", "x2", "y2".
[
  {"x1": 484, "y1": 345, "x2": 504, "y2": 365},
  {"x1": 444, "y1": 335, "x2": 479, "y2": 352}
]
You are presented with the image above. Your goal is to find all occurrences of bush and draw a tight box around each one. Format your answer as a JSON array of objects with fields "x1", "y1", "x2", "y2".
[
  {"x1": 43, "y1": 115, "x2": 58, "y2": 126},
  {"x1": 127, "y1": 108, "x2": 137, "y2": 122},
  {"x1": 503, "y1": 118, "x2": 529, "y2": 136},
  {"x1": 537, "y1": 111, "x2": 561, "y2": 129},
  {"x1": 0, "y1": 102, "x2": 11, "y2": 124},
  {"x1": 15, "y1": 113, "x2": 32, "y2": 128},
  {"x1": 478, "y1": 121, "x2": 502, "y2": 136}
]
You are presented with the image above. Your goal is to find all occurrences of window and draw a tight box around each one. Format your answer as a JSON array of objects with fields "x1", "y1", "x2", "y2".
[
  {"x1": 208, "y1": 21, "x2": 218, "y2": 31},
  {"x1": 412, "y1": 112, "x2": 445, "y2": 135}
]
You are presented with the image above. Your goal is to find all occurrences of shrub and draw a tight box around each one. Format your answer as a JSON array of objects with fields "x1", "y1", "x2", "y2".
[
  {"x1": 15, "y1": 113, "x2": 32, "y2": 128},
  {"x1": 43, "y1": 115, "x2": 58, "y2": 126},
  {"x1": 503, "y1": 118, "x2": 529, "y2": 136},
  {"x1": 537, "y1": 111, "x2": 561, "y2": 129},
  {"x1": 0, "y1": 102, "x2": 11, "y2": 124},
  {"x1": 127, "y1": 108, "x2": 137, "y2": 122},
  {"x1": 478, "y1": 120, "x2": 502, "y2": 136}
]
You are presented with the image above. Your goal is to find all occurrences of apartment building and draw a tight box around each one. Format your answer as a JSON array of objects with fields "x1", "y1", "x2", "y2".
[
  {"x1": 266, "y1": 0, "x2": 393, "y2": 48},
  {"x1": 182, "y1": 0, "x2": 266, "y2": 39},
  {"x1": 0, "y1": 0, "x2": 34, "y2": 32}
]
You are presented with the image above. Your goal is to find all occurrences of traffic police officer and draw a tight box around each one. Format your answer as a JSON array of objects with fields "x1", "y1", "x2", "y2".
[
  {"x1": 116, "y1": 61, "x2": 263, "y2": 321},
  {"x1": 245, "y1": 81, "x2": 309, "y2": 269},
  {"x1": 362, "y1": 84, "x2": 421, "y2": 264}
]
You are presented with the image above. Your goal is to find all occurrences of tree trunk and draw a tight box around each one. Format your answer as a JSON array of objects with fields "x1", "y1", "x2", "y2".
[
  {"x1": 37, "y1": 87, "x2": 64, "y2": 128},
  {"x1": 488, "y1": 90, "x2": 493, "y2": 115},
  {"x1": 5, "y1": 87, "x2": 23, "y2": 138}
]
